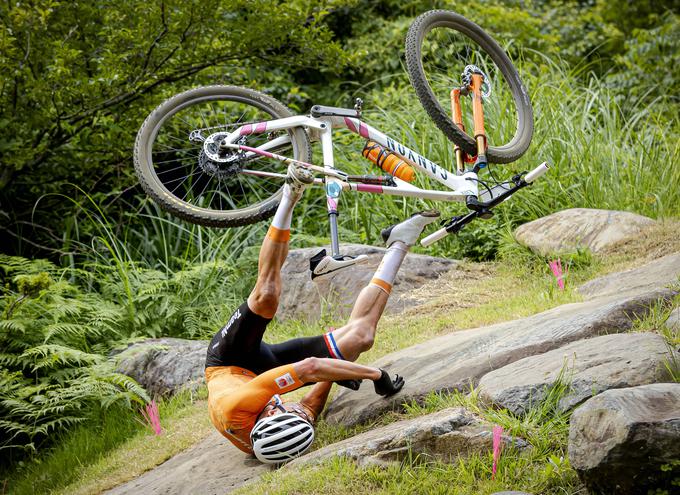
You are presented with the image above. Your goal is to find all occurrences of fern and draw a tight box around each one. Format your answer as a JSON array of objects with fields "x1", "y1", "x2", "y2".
[{"x1": 0, "y1": 249, "x2": 247, "y2": 463}]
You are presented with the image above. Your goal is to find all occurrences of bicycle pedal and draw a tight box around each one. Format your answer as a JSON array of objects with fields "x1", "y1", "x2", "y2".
[{"x1": 309, "y1": 249, "x2": 369, "y2": 280}]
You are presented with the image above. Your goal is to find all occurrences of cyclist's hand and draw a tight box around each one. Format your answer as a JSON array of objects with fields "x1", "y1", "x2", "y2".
[
  {"x1": 373, "y1": 369, "x2": 405, "y2": 397},
  {"x1": 335, "y1": 379, "x2": 362, "y2": 391}
]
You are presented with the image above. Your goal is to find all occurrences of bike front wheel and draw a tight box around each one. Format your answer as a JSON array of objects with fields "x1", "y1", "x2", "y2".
[
  {"x1": 405, "y1": 10, "x2": 534, "y2": 164},
  {"x1": 134, "y1": 85, "x2": 312, "y2": 227}
]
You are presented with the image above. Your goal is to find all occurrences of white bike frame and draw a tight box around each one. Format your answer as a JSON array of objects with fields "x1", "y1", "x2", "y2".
[{"x1": 221, "y1": 112, "x2": 480, "y2": 255}]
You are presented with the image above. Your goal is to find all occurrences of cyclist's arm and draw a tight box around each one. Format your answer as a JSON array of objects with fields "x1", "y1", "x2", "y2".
[
  {"x1": 296, "y1": 359, "x2": 382, "y2": 419},
  {"x1": 226, "y1": 359, "x2": 380, "y2": 422},
  {"x1": 293, "y1": 357, "x2": 382, "y2": 383},
  {"x1": 299, "y1": 382, "x2": 332, "y2": 420}
]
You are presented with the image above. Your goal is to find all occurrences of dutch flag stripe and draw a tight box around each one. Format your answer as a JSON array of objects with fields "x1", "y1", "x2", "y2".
[{"x1": 324, "y1": 332, "x2": 345, "y2": 360}]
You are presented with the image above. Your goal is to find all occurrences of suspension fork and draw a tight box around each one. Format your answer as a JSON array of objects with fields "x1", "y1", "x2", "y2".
[
  {"x1": 450, "y1": 88, "x2": 465, "y2": 175},
  {"x1": 470, "y1": 73, "x2": 488, "y2": 171}
]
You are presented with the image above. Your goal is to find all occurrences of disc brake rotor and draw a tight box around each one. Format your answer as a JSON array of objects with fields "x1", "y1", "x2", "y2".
[{"x1": 197, "y1": 131, "x2": 243, "y2": 179}]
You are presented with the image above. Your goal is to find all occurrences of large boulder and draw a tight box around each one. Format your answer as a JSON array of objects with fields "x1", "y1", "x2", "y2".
[
  {"x1": 105, "y1": 431, "x2": 271, "y2": 495},
  {"x1": 325, "y1": 253, "x2": 680, "y2": 427},
  {"x1": 568, "y1": 383, "x2": 680, "y2": 493},
  {"x1": 514, "y1": 208, "x2": 655, "y2": 255},
  {"x1": 325, "y1": 288, "x2": 675, "y2": 427},
  {"x1": 276, "y1": 243, "x2": 458, "y2": 321},
  {"x1": 289, "y1": 407, "x2": 527, "y2": 468},
  {"x1": 115, "y1": 338, "x2": 208, "y2": 397},
  {"x1": 477, "y1": 333, "x2": 676, "y2": 415},
  {"x1": 578, "y1": 252, "x2": 680, "y2": 298}
]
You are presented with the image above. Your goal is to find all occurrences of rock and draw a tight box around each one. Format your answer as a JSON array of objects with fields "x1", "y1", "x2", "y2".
[
  {"x1": 578, "y1": 252, "x2": 680, "y2": 298},
  {"x1": 104, "y1": 431, "x2": 271, "y2": 495},
  {"x1": 568, "y1": 383, "x2": 680, "y2": 493},
  {"x1": 478, "y1": 333, "x2": 676, "y2": 415},
  {"x1": 115, "y1": 338, "x2": 207, "y2": 397},
  {"x1": 514, "y1": 208, "x2": 655, "y2": 255},
  {"x1": 276, "y1": 244, "x2": 458, "y2": 321},
  {"x1": 326, "y1": 253, "x2": 680, "y2": 427},
  {"x1": 325, "y1": 289, "x2": 676, "y2": 427},
  {"x1": 665, "y1": 306, "x2": 680, "y2": 332},
  {"x1": 289, "y1": 407, "x2": 528, "y2": 469}
]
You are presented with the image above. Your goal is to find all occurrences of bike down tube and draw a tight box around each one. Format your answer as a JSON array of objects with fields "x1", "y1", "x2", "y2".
[
  {"x1": 349, "y1": 177, "x2": 467, "y2": 201},
  {"x1": 330, "y1": 116, "x2": 478, "y2": 197}
]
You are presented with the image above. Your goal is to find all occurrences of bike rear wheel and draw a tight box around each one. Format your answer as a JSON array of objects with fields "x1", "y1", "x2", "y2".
[
  {"x1": 405, "y1": 10, "x2": 533, "y2": 164},
  {"x1": 134, "y1": 85, "x2": 311, "y2": 227}
]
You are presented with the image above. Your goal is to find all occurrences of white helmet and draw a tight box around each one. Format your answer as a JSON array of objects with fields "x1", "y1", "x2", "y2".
[{"x1": 250, "y1": 412, "x2": 315, "y2": 464}]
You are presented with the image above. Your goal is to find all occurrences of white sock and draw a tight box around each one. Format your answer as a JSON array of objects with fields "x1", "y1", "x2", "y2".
[
  {"x1": 369, "y1": 242, "x2": 409, "y2": 295},
  {"x1": 270, "y1": 184, "x2": 299, "y2": 232}
]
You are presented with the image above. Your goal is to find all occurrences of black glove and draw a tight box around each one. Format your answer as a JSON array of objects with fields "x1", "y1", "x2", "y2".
[
  {"x1": 335, "y1": 379, "x2": 362, "y2": 391},
  {"x1": 373, "y1": 368, "x2": 405, "y2": 397}
]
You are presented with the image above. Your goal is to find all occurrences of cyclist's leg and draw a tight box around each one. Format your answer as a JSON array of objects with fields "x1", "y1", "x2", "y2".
[
  {"x1": 205, "y1": 301, "x2": 272, "y2": 368},
  {"x1": 206, "y1": 166, "x2": 312, "y2": 370},
  {"x1": 332, "y1": 211, "x2": 440, "y2": 361},
  {"x1": 264, "y1": 211, "x2": 439, "y2": 365},
  {"x1": 247, "y1": 165, "x2": 313, "y2": 319}
]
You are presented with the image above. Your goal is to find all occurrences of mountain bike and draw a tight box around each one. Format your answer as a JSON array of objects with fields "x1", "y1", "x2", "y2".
[{"x1": 134, "y1": 10, "x2": 548, "y2": 268}]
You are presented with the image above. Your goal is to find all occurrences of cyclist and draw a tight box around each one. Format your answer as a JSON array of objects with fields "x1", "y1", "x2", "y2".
[{"x1": 205, "y1": 165, "x2": 439, "y2": 463}]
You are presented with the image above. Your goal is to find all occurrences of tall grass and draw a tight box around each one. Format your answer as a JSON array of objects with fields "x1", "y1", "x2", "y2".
[{"x1": 309, "y1": 54, "x2": 680, "y2": 260}]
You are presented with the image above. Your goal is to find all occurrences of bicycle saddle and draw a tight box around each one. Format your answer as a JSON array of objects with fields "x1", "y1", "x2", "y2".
[{"x1": 310, "y1": 105, "x2": 360, "y2": 119}]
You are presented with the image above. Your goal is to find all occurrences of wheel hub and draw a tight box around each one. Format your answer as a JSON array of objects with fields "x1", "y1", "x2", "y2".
[
  {"x1": 197, "y1": 131, "x2": 244, "y2": 179},
  {"x1": 202, "y1": 131, "x2": 237, "y2": 163}
]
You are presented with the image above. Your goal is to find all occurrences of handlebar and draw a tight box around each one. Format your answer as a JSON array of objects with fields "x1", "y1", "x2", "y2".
[
  {"x1": 421, "y1": 162, "x2": 549, "y2": 247},
  {"x1": 524, "y1": 162, "x2": 549, "y2": 183},
  {"x1": 421, "y1": 226, "x2": 451, "y2": 247}
]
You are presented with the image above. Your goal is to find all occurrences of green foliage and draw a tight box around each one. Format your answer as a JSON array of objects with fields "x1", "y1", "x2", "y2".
[
  {"x1": 0, "y1": 0, "x2": 352, "y2": 254},
  {"x1": 4, "y1": 387, "x2": 207, "y2": 495},
  {"x1": 605, "y1": 12, "x2": 680, "y2": 106},
  {"x1": 0, "y1": 239, "x2": 248, "y2": 463},
  {"x1": 0, "y1": 256, "x2": 144, "y2": 460}
]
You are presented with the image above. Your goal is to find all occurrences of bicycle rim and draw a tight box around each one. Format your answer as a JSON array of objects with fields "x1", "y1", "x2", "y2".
[
  {"x1": 406, "y1": 11, "x2": 533, "y2": 163},
  {"x1": 138, "y1": 90, "x2": 306, "y2": 225}
]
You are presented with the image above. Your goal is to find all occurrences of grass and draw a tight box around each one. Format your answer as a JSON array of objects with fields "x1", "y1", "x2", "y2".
[{"x1": 4, "y1": 389, "x2": 211, "y2": 495}]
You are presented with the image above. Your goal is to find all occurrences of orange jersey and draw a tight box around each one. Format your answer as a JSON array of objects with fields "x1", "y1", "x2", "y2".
[{"x1": 205, "y1": 364, "x2": 307, "y2": 454}]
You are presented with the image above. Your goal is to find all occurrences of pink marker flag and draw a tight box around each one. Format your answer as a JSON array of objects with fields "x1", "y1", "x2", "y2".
[
  {"x1": 141, "y1": 400, "x2": 163, "y2": 436},
  {"x1": 548, "y1": 258, "x2": 566, "y2": 290},
  {"x1": 492, "y1": 425, "x2": 503, "y2": 480}
]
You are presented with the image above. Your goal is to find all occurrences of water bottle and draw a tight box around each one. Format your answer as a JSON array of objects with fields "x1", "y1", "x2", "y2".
[{"x1": 362, "y1": 141, "x2": 415, "y2": 182}]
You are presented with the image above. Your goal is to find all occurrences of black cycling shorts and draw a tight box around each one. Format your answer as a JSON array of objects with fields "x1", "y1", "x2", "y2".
[{"x1": 205, "y1": 301, "x2": 345, "y2": 374}]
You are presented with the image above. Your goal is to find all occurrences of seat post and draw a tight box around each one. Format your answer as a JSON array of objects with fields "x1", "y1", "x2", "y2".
[{"x1": 326, "y1": 181, "x2": 342, "y2": 257}]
